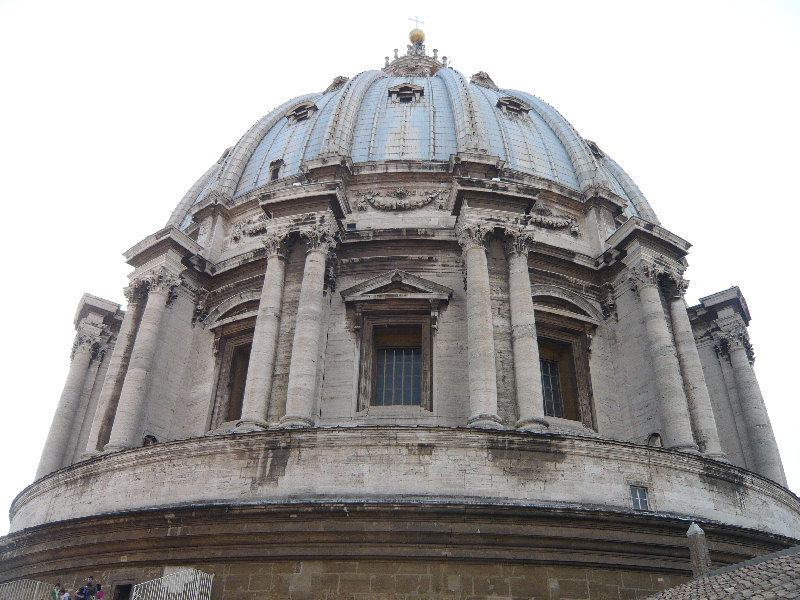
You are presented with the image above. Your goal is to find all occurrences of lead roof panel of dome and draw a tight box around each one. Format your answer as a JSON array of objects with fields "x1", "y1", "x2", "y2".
[{"x1": 171, "y1": 38, "x2": 657, "y2": 230}]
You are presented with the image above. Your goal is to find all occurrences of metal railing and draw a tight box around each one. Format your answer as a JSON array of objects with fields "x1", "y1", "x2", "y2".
[
  {"x1": 131, "y1": 569, "x2": 213, "y2": 600},
  {"x1": 0, "y1": 579, "x2": 50, "y2": 600}
]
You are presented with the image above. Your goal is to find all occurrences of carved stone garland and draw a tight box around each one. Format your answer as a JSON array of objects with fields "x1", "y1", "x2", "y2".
[{"x1": 355, "y1": 188, "x2": 447, "y2": 211}]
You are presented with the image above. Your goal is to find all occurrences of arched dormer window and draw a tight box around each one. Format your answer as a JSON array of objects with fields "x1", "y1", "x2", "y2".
[
  {"x1": 388, "y1": 83, "x2": 424, "y2": 104},
  {"x1": 269, "y1": 159, "x2": 284, "y2": 182},
  {"x1": 285, "y1": 101, "x2": 318, "y2": 124},
  {"x1": 496, "y1": 96, "x2": 531, "y2": 117}
]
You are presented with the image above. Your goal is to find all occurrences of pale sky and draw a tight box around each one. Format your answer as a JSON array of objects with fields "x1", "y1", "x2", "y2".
[{"x1": 1, "y1": 0, "x2": 798, "y2": 534}]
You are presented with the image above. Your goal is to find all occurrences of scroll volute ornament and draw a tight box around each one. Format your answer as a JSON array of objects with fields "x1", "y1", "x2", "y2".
[
  {"x1": 502, "y1": 223, "x2": 535, "y2": 256},
  {"x1": 262, "y1": 228, "x2": 290, "y2": 259},
  {"x1": 456, "y1": 219, "x2": 493, "y2": 252},
  {"x1": 298, "y1": 219, "x2": 339, "y2": 253}
]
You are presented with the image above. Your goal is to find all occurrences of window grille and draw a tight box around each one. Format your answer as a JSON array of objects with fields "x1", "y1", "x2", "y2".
[
  {"x1": 630, "y1": 486, "x2": 650, "y2": 511},
  {"x1": 540, "y1": 359, "x2": 564, "y2": 418},
  {"x1": 375, "y1": 347, "x2": 422, "y2": 406}
]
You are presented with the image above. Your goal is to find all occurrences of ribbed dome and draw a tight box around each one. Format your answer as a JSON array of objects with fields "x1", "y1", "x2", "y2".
[{"x1": 169, "y1": 54, "x2": 658, "y2": 231}]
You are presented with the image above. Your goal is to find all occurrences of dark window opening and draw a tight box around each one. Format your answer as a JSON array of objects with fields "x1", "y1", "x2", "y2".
[
  {"x1": 226, "y1": 342, "x2": 252, "y2": 421},
  {"x1": 630, "y1": 486, "x2": 649, "y2": 511},
  {"x1": 142, "y1": 435, "x2": 158, "y2": 446},
  {"x1": 538, "y1": 338, "x2": 578, "y2": 420},
  {"x1": 113, "y1": 585, "x2": 132, "y2": 600}
]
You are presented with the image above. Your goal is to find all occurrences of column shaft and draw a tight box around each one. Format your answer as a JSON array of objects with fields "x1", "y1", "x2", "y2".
[
  {"x1": 669, "y1": 296, "x2": 724, "y2": 457},
  {"x1": 464, "y1": 244, "x2": 502, "y2": 428},
  {"x1": 105, "y1": 282, "x2": 172, "y2": 450},
  {"x1": 281, "y1": 249, "x2": 327, "y2": 427},
  {"x1": 36, "y1": 343, "x2": 94, "y2": 479},
  {"x1": 240, "y1": 252, "x2": 287, "y2": 428},
  {"x1": 729, "y1": 343, "x2": 786, "y2": 485},
  {"x1": 638, "y1": 281, "x2": 697, "y2": 450},
  {"x1": 507, "y1": 250, "x2": 547, "y2": 430},
  {"x1": 82, "y1": 297, "x2": 143, "y2": 456}
]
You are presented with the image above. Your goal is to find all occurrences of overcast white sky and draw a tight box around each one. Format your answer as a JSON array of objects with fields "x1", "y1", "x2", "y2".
[{"x1": 1, "y1": 0, "x2": 798, "y2": 534}]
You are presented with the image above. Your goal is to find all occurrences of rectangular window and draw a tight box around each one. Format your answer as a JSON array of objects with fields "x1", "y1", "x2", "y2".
[
  {"x1": 373, "y1": 326, "x2": 422, "y2": 407},
  {"x1": 538, "y1": 338, "x2": 579, "y2": 420},
  {"x1": 226, "y1": 342, "x2": 252, "y2": 421},
  {"x1": 540, "y1": 358, "x2": 564, "y2": 418},
  {"x1": 630, "y1": 486, "x2": 649, "y2": 511}
]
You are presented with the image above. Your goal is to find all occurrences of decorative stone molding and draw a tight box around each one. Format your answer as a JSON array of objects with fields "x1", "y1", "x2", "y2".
[
  {"x1": 199, "y1": 189, "x2": 232, "y2": 207},
  {"x1": 355, "y1": 187, "x2": 447, "y2": 211},
  {"x1": 261, "y1": 228, "x2": 290, "y2": 258},
  {"x1": 714, "y1": 323, "x2": 755, "y2": 363},
  {"x1": 285, "y1": 101, "x2": 318, "y2": 124},
  {"x1": 470, "y1": 71, "x2": 499, "y2": 91},
  {"x1": 388, "y1": 83, "x2": 424, "y2": 103},
  {"x1": 501, "y1": 222, "x2": 535, "y2": 256},
  {"x1": 324, "y1": 75, "x2": 349, "y2": 94},
  {"x1": 628, "y1": 261, "x2": 684, "y2": 295},
  {"x1": 298, "y1": 219, "x2": 339, "y2": 253},
  {"x1": 529, "y1": 205, "x2": 579, "y2": 234},
  {"x1": 496, "y1": 96, "x2": 532, "y2": 117},
  {"x1": 324, "y1": 252, "x2": 339, "y2": 292},
  {"x1": 231, "y1": 213, "x2": 269, "y2": 244},
  {"x1": 456, "y1": 219, "x2": 493, "y2": 252}
]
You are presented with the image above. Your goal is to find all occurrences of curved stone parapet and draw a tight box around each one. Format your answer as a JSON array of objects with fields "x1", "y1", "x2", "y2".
[{"x1": 11, "y1": 427, "x2": 800, "y2": 538}]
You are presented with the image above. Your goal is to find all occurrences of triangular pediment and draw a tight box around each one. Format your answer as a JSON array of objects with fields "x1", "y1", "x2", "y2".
[{"x1": 340, "y1": 270, "x2": 452, "y2": 303}]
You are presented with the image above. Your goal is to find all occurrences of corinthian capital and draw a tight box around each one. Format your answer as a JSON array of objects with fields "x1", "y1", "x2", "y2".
[
  {"x1": 262, "y1": 227, "x2": 290, "y2": 258},
  {"x1": 456, "y1": 219, "x2": 492, "y2": 252},
  {"x1": 502, "y1": 222, "x2": 535, "y2": 256},
  {"x1": 71, "y1": 322, "x2": 106, "y2": 360},
  {"x1": 137, "y1": 268, "x2": 182, "y2": 295},
  {"x1": 298, "y1": 220, "x2": 338, "y2": 254}
]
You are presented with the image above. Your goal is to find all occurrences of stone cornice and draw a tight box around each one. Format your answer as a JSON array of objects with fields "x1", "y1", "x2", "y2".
[
  {"x1": 255, "y1": 180, "x2": 350, "y2": 216},
  {"x1": 340, "y1": 269, "x2": 453, "y2": 303},
  {"x1": 72, "y1": 293, "x2": 122, "y2": 328},
  {"x1": 123, "y1": 226, "x2": 203, "y2": 268},
  {"x1": 603, "y1": 217, "x2": 692, "y2": 262}
]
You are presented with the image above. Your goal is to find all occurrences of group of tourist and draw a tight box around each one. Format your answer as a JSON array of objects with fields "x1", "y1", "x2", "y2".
[{"x1": 50, "y1": 577, "x2": 102, "y2": 600}]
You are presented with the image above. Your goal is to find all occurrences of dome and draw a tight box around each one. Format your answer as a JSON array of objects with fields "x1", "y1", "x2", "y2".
[
  {"x1": 169, "y1": 51, "x2": 657, "y2": 232},
  {"x1": 4, "y1": 35, "x2": 796, "y2": 599}
]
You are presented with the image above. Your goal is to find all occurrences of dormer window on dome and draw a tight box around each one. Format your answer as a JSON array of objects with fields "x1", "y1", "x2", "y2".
[
  {"x1": 388, "y1": 83, "x2": 424, "y2": 104},
  {"x1": 269, "y1": 159, "x2": 284, "y2": 182},
  {"x1": 496, "y1": 96, "x2": 531, "y2": 117},
  {"x1": 285, "y1": 101, "x2": 318, "y2": 124}
]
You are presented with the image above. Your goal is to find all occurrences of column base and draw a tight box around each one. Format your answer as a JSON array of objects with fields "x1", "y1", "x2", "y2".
[
  {"x1": 669, "y1": 443, "x2": 701, "y2": 454},
  {"x1": 704, "y1": 451, "x2": 730, "y2": 463},
  {"x1": 102, "y1": 442, "x2": 135, "y2": 453},
  {"x1": 467, "y1": 414, "x2": 505, "y2": 429},
  {"x1": 278, "y1": 415, "x2": 315, "y2": 429},
  {"x1": 235, "y1": 419, "x2": 269, "y2": 432},
  {"x1": 79, "y1": 450, "x2": 101, "y2": 461},
  {"x1": 515, "y1": 417, "x2": 550, "y2": 432}
]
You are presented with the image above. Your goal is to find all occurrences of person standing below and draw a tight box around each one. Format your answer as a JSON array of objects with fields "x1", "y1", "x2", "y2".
[
  {"x1": 51, "y1": 583, "x2": 62, "y2": 600},
  {"x1": 61, "y1": 589, "x2": 71, "y2": 600},
  {"x1": 85, "y1": 577, "x2": 98, "y2": 600}
]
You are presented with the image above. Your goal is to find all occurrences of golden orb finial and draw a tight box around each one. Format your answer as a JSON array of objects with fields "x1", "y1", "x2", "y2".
[{"x1": 409, "y1": 28, "x2": 425, "y2": 44}]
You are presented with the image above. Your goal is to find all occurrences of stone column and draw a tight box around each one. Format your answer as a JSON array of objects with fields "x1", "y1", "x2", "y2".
[
  {"x1": 104, "y1": 269, "x2": 180, "y2": 451},
  {"x1": 668, "y1": 287, "x2": 725, "y2": 458},
  {"x1": 503, "y1": 225, "x2": 548, "y2": 431},
  {"x1": 723, "y1": 326, "x2": 786, "y2": 485},
  {"x1": 36, "y1": 326, "x2": 101, "y2": 479},
  {"x1": 458, "y1": 220, "x2": 502, "y2": 429},
  {"x1": 630, "y1": 265, "x2": 697, "y2": 451},
  {"x1": 280, "y1": 221, "x2": 337, "y2": 428},
  {"x1": 82, "y1": 284, "x2": 145, "y2": 457},
  {"x1": 239, "y1": 230, "x2": 289, "y2": 430}
]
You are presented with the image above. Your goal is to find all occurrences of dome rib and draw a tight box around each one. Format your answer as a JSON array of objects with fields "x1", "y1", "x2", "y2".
[
  {"x1": 166, "y1": 161, "x2": 222, "y2": 227},
  {"x1": 319, "y1": 70, "x2": 386, "y2": 159},
  {"x1": 509, "y1": 90, "x2": 614, "y2": 196},
  {"x1": 215, "y1": 93, "x2": 320, "y2": 199},
  {"x1": 600, "y1": 154, "x2": 660, "y2": 224},
  {"x1": 436, "y1": 68, "x2": 489, "y2": 154}
]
